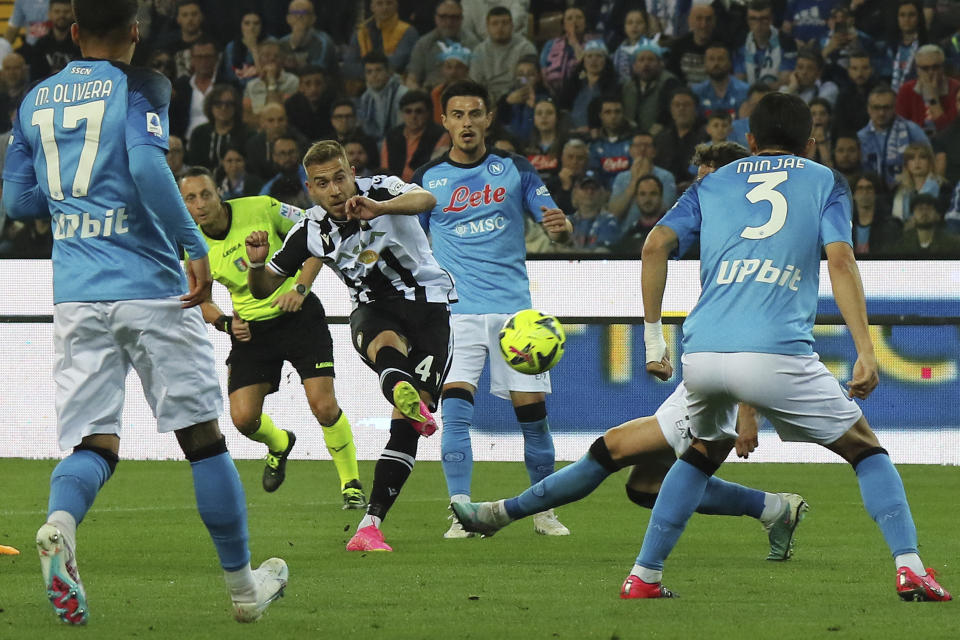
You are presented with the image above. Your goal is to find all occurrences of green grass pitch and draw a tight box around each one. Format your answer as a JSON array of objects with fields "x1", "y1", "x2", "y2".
[{"x1": 0, "y1": 459, "x2": 956, "y2": 639}]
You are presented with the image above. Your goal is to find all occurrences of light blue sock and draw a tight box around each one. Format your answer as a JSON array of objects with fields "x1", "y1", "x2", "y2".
[
  {"x1": 855, "y1": 452, "x2": 918, "y2": 557},
  {"x1": 48, "y1": 450, "x2": 113, "y2": 524},
  {"x1": 636, "y1": 459, "x2": 708, "y2": 571},
  {"x1": 191, "y1": 452, "x2": 250, "y2": 571},
  {"x1": 519, "y1": 417, "x2": 555, "y2": 484},
  {"x1": 441, "y1": 396, "x2": 474, "y2": 497},
  {"x1": 504, "y1": 453, "x2": 611, "y2": 519},
  {"x1": 697, "y1": 476, "x2": 765, "y2": 519}
]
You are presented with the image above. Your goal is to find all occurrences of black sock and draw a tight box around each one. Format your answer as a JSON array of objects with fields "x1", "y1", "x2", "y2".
[
  {"x1": 367, "y1": 419, "x2": 420, "y2": 521},
  {"x1": 374, "y1": 347, "x2": 415, "y2": 406}
]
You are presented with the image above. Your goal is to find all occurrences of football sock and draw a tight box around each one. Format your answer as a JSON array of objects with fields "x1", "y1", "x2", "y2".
[
  {"x1": 854, "y1": 450, "x2": 919, "y2": 559},
  {"x1": 224, "y1": 563, "x2": 256, "y2": 603},
  {"x1": 440, "y1": 391, "x2": 474, "y2": 498},
  {"x1": 320, "y1": 410, "x2": 360, "y2": 488},
  {"x1": 759, "y1": 492, "x2": 786, "y2": 524},
  {"x1": 696, "y1": 477, "x2": 766, "y2": 520},
  {"x1": 374, "y1": 347, "x2": 415, "y2": 406},
  {"x1": 189, "y1": 447, "x2": 250, "y2": 571},
  {"x1": 247, "y1": 413, "x2": 288, "y2": 453},
  {"x1": 895, "y1": 553, "x2": 926, "y2": 575},
  {"x1": 504, "y1": 452, "x2": 610, "y2": 519},
  {"x1": 366, "y1": 419, "x2": 419, "y2": 522},
  {"x1": 516, "y1": 402, "x2": 555, "y2": 484},
  {"x1": 358, "y1": 514, "x2": 383, "y2": 529},
  {"x1": 636, "y1": 458, "x2": 709, "y2": 571},
  {"x1": 48, "y1": 448, "x2": 115, "y2": 526}
]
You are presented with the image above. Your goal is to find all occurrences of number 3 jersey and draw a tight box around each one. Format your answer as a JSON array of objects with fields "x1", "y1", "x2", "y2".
[
  {"x1": 3, "y1": 59, "x2": 197, "y2": 303},
  {"x1": 659, "y1": 155, "x2": 852, "y2": 356},
  {"x1": 267, "y1": 175, "x2": 457, "y2": 308}
]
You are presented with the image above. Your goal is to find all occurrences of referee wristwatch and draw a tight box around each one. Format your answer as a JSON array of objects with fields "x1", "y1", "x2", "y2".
[{"x1": 294, "y1": 284, "x2": 308, "y2": 296}]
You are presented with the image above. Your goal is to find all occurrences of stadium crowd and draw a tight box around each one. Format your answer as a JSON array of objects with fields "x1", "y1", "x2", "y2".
[{"x1": 2, "y1": 0, "x2": 960, "y2": 258}]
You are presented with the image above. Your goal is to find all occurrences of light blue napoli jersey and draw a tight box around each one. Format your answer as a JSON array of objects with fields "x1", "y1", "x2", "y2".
[
  {"x1": 3, "y1": 59, "x2": 203, "y2": 303},
  {"x1": 413, "y1": 151, "x2": 558, "y2": 314},
  {"x1": 659, "y1": 155, "x2": 852, "y2": 355}
]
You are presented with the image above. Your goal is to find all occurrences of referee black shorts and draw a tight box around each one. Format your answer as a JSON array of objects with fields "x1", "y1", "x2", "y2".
[
  {"x1": 226, "y1": 293, "x2": 334, "y2": 394},
  {"x1": 350, "y1": 298, "x2": 452, "y2": 404}
]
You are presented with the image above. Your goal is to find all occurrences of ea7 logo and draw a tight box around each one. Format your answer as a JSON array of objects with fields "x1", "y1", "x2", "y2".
[{"x1": 428, "y1": 178, "x2": 448, "y2": 188}]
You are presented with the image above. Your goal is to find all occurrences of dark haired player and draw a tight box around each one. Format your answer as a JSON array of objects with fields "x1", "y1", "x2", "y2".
[
  {"x1": 2, "y1": 0, "x2": 286, "y2": 624},
  {"x1": 629, "y1": 92, "x2": 951, "y2": 601}
]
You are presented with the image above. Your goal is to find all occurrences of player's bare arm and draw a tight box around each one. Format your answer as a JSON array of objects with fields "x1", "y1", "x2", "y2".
[
  {"x1": 344, "y1": 186, "x2": 437, "y2": 220},
  {"x1": 182, "y1": 256, "x2": 214, "y2": 309},
  {"x1": 245, "y1": 230, "x2": 289, "y2": 299},
  {"x1": 271, "y1": 257, "x2": 323, "y2": 313},
  {"x1": 641, "y1": 225, "x2": 678, "y2": 380},
  {"x1": 541, "y1": 206, "x2": 573, "y2": 243},
  {"x1": 735, "y1": 404, "x2": 760, "y2": 458},
  {"x1": 825, "y1": 241, "x2": 878, "y2": 399}
]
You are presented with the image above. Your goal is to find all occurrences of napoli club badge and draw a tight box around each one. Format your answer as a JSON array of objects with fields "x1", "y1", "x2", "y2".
[{"x1": 487, "y1": 161, "x2": 504, "y2": 176}]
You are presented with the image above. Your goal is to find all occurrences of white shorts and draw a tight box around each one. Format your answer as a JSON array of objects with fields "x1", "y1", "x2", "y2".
[
  {"x1": 681, "y1": 351, "x2": 863, "y2": 445},
  {"x1": 446, "y1": 313, "x2": 551, "y2": 400},
  {"x1": 654, "y1": 382, "x2": 696, "y2": 458},
  {"x1": 54, "y1": 298, "x2": 223, "y2": 450}
]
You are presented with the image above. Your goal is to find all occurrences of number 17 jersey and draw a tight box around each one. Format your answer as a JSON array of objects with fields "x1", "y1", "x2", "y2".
[{"x1": 658, "y1": 155, "x2": 852, "y2": 356}]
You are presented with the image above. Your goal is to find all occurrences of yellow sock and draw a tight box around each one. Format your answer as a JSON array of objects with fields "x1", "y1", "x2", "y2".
[
  {"x1": 321, "y1": 410, "x2": 359, "y2": 489},
  {"x1": 247, "y1": 413, "x2": 289, "y2": 453}
]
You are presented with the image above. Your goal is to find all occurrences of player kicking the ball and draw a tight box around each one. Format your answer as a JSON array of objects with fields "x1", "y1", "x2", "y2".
[{"x1": 245, "y1": 139, "x2": 457, "y2": 552}]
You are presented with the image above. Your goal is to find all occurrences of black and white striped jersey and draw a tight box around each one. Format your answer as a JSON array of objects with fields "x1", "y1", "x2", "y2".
[{"x1": 267, "y1": 175, "x2": 458, "y2": 307}]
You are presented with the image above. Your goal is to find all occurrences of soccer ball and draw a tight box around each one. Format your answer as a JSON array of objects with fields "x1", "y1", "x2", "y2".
[{"x1": 498, "y1": 309, "x2": 566, "y2": 375}]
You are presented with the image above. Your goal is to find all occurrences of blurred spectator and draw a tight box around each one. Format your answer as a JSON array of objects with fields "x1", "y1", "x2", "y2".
[
  {"x1": 381, "y1": 90, "x2": 450, "y2": 181},
  {"x1": 859, "y1": 84, "x2": 931, "y2": 188},
  {"x1": 655, "y1": 87, "x2": 708, "y2": 183},
  {"x1": 187, "y1": 84, "x2": 250, "y2": 170},
  {"x1": 779, "y1": 50, "x2": 839, "y2": 106},
  {"x1": 819, "y1": 3, "x2": 880, "y2": 86},
  {"x1": 833, "y1": 49, "x2": 876, "y2": 137},
  {"x1": 809, "y1": 97, "x2": 834, "y2": 165},
  {"x1": 220, "y1": 11, "x2": 268, "y2": 87},
  {"x1": 934, "y1": 88, "x2": 960, "y2": 181},
  {"x1": 243, "y1": 40, "x2": 299, "y2": 123},
  {"x1": 851, "y1": 171, "x2": 901, "y2": 255},
  {"x1": 927, "y1": 0, "x2": 960, "y2": 40},
  {"x1": 945, "y1": 179, "x2": 960, "y2": 232},
  {"x1": 614, "y1": 173, "x2": 665, "y2": 253},
  {"x1": 832, "y1": 135, "x2": 863, "y2": 185},
  {"x1": 782, "y1": 0, "x2": 837, "y2": 49},
  {"x1": 693, "y1": 43, "x2": 750, "y2": 117},
  {"x1": 5, "y1": 0, "x2": 50, "y2": 47},
  {"x1": 329, "y1": 98, "x2": 380, "y2": 162},
  {"x1": 429, "y1": 43, "x2": 472, "y2": 122},
  {"x1": 887, "y1": 0, "x2": 928, "y2": 93},
  {"x1": 892, "y1": 192, "x2": 960, "y2": 254},
  {"x1": 557, "y1": 40, "x2": 620, "y2": 136},
  {"x1": 621, "y1": 41, "x2": 680, "y2": 136},
  {"x1": 147, "y1": 49, "x2": 177, "y2": 85},
  {"x1": 170, "y1": 37, "x2": 223, "y2": 140},
  {"x1": 260, "y1": 135, "x2": 307, "y2": 198},
  {"x1": 734, "y1": 0, "x2": 798, "y2": 87},
  {"x1": 588, "y1": 96, "x2": 635, "y2": 187},
  {"x1": 891, "y1": 141, "x2": 950, "y2": 222},
  {"x1": 666, "y1": 2, "x2": 718, "y2": 85},
  {"x1": 358, "y1": 50, "x2": 409, "y2": 141},
  {"x1": 496, "y1": 55, "x2": 551, "y2": 143},
  {"x1": 729, "y1": 82, "x2": 772, "y2": 147},
  {"x1": 284, "y1": 65, "x2": 335, "y2": 142},
  {"x1": 0, "y1": 53, "x2": 29, "y2": 128},
  {"x1": 611, "y1": 8, "x2": 655, "y2": 81},
  {"x1": 20, "y1": 0, "x2": 79, "y2": 80},
  {"x1": 267, "y1": 173, "x2": 311, "y2": 209},
  {"x1": 215, "y1": 145, "x2": 263, "y2": 199},
  {"x1": 244, "y1": 102, "x2": 307, "y2": 179},
  {"x1": 569, "y1": 174, "x2": 621, "y2": 250},
  {"x1": 941, "y1": 22, "x2": 960, "y2": 76},
  {"x1": 470, "y1": 7, "x2": 537, "y2": 102},
  {"x1": 524, "y1": 98, "x2": 567, "y2": 176},
  {"x1": 462, "y1": 0, "x2": 528, "y2": 43},
  {"x1": 691, "y1": 139, "x2": 750, "y2": 179},
  {"x1": 345, "y1": 135, "x2": 380, "y2": 177},
  {"x1": 135, "y1": 0, "x2": 178, "y2": 48},
  {"x1": 405, "y1": 0, "x2": 480, "y2": 91},
  {"x1": 166, "y1": 135, "x2": 190, "y2": 180},
  {"x1": 543, "y1": 138, "x2": 590, "y2": 215},
  {"x1": 645, "y1": 0, "x2": 691, "y2": 40},
  {"x1": 278, "y1": 0, "x2": 337, "y2": 73},
  {"x1": 158, "y1": 0, "x2": 207, "y2": 79},
  {"x1": 896, "y1": 44, "x2": 960, "y2": 134},
  {"x1": 540, "y1": 6, "x2": 597, "y2": 95},
  {"x1": 0, "y1": 218, "x2": 52, "y2": 258},
  {"x1": 345, "y1": 0, "x2": 419, "y2": 78},
  {"x1": 608, "y1": 131, "x2": 677, "y2": 221}
]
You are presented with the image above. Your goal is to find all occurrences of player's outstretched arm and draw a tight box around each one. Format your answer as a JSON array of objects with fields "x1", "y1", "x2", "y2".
[
  {"x1": 344, "y1": 186, "x2": 437, "y2": 220},
  {"x1": 245, "y1": 230, "x2": 288, "y2": 299},
  {"x1": 2, "y1": 180, "x2": 48, "y2": 220},
  {"x1": 825, "y1": 241, "x2": 878, "y2": 399},
  {"x1": 641, "y1": 225, "x2": 678, "y2": 380}
]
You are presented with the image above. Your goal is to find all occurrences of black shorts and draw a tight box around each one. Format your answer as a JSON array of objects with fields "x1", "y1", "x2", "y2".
[
  {"x1": 350, "y1": 298, "x2": 452, "y2": 403},
  {"x1": 226, "y1": 293, "x2": 334, "y2": 394}
]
